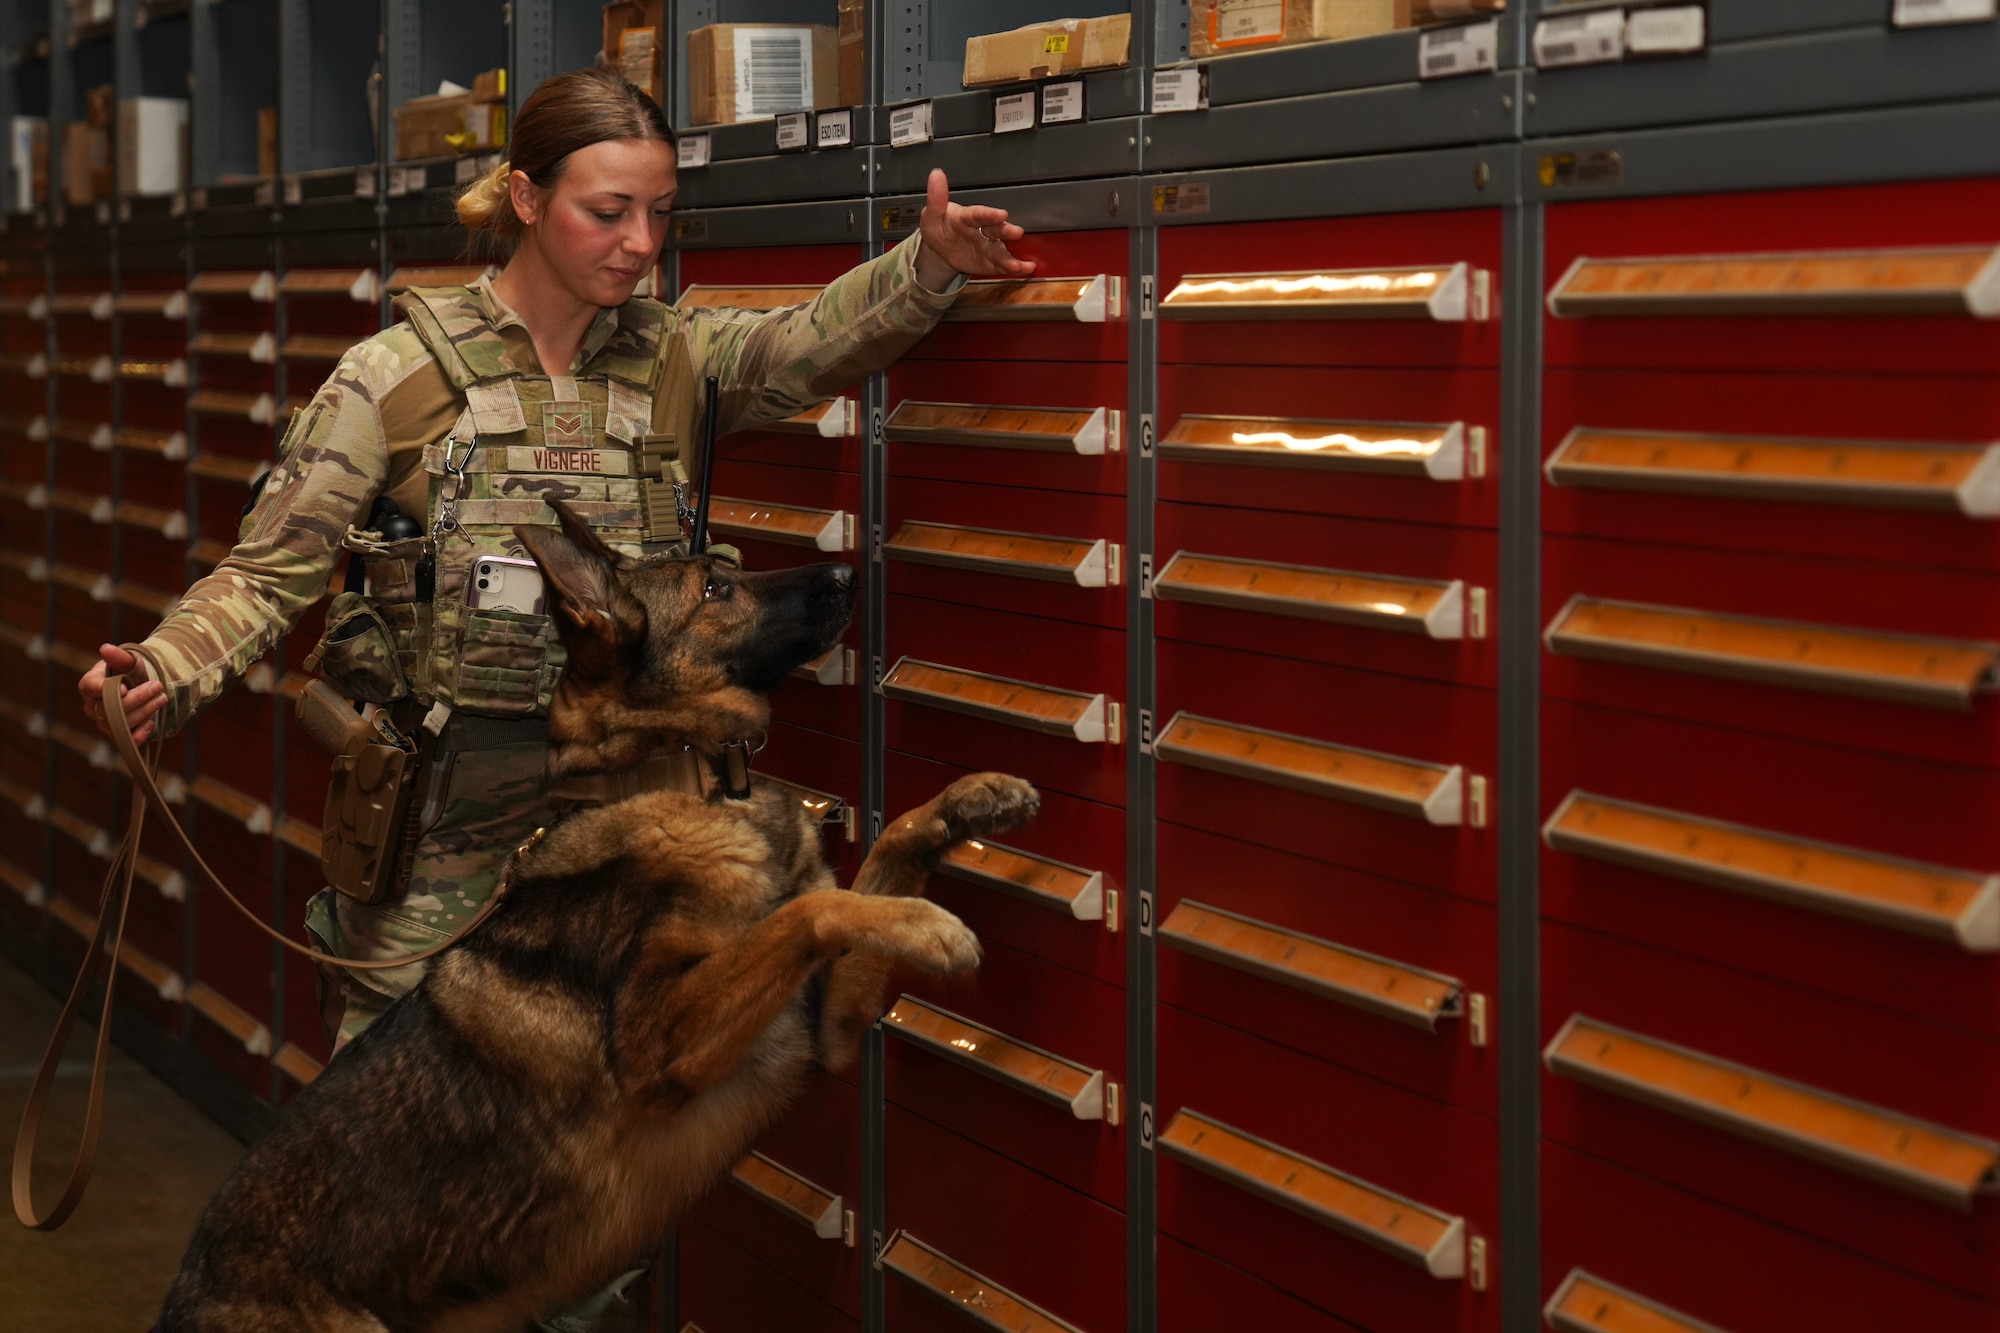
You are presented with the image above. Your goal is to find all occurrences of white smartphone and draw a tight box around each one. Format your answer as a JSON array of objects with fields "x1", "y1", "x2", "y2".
[{"x1": 468, "y1": 556, "x2": 547, "y2": 615}]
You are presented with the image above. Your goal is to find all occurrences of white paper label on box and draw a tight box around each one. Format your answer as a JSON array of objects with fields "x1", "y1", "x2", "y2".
[
  {"x1": 1041, "y1": 79, "x2": 1084, "y2": 124},
  {"x1": 1533, "y1": 10, "x2": 1625, "y2": 67},
  {"x1": 253, "y1": 179, "x2": 275, "y2": 207},
  {"x1": 889, "y1": 101, "x2": 932, "y2": 148},
  {"x1": 993, "y1": 91, "x2": 1036, "y2": 134},
  {"x1": 677, "y1": 133, "x2": 711, "y2": 169},
  {"x1": 1625, "y1": 5, "x2": 1707, "y2": 53},
  {"x1": 1214, "y1": 0, "x2": 1284, "y2": 43},
  {"x1": 354, "y1": 166, "x2": 375, "y2": 199},
  {"x1": 1151, "y1": 66, "x2": 1209, "y2": 113},
  {"x1": 735, "y1": 27, "x2": 815, "y2": 120},
  {"x1": 454, "y1": 156, "x2": 478, "y2": 184},
  {"x1": 1420, "y1": 19, "x2": 1500, "y2": 78},
  {"x1": 386, "y1": 169, "x2": 409, "y2": 198},
  {"x1": 283, "y1": 175, "x2": 303, "y2": 204},
  {"x1": 816, "y1": 108, "x2": 853, "y2": 148},
  {"x1": 775, "y1": 111, "x2": 810, "y2": 151},
  {"x1": 1893, "y1": 0, "x2": 1998, "y2": 24}
]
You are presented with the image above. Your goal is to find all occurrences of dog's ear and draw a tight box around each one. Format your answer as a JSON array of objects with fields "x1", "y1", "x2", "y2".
[
  {"x1": 545, "y1": 495, "x2": 627, "y2": 570},
  {"x1": 515, "y1": 518, "x2": 645, "y2": 652}
]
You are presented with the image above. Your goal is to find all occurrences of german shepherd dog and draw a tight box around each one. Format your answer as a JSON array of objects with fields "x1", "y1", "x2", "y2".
[{"x1": 155, "y1": 499, "x2": 1038, "y2": 1332}]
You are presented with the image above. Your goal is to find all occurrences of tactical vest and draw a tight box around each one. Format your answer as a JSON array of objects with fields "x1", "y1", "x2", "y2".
[{"x1": 326, "y1": 285, "x2": 698, "y2": 721}]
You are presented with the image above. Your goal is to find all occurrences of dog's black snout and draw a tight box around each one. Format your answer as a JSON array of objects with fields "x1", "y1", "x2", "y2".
[{"x1": 830, "y1": 564, "x2": 854, "y2": 588}]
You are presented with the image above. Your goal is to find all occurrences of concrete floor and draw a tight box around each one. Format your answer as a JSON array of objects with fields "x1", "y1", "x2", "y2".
[{"x1": 0, "y1": 955, "x2": 246, "y2": 1332}]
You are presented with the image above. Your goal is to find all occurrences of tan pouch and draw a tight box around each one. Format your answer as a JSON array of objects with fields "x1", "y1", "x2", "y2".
[
  {"x1": 306, "y1": 591, "x2": 411, "y2": 705},
  {"x1": 295, "y1": 680, "x2": 423, "y2": 904},
  {"x1": 428, "y1": 599, "x2": 564, "y2": 718}
]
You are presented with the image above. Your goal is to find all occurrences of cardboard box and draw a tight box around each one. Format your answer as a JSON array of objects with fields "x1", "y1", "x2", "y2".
[
  {"x1": 62, "y1": 120, "x2": 107, "y2": 205},
  {"x1": 837, "y1": 0, "x2": 865, "y2": 107},
  {"x1": 1188, "y1": 0, "x2": 1409, "y2": 57},
  {"x1": 394, "y1": 90, "x2": 508, "y2": 161},
  {"x1": 685, "y1": 24, "x2": 839, "y2": 127},
  {"x1": 962, "y1": 14, "x2": 1131, "y2": 88},
  {"x1": 604, "y1": 1, "x2": 664, "y2": 101},
  {"x1": 11, "y1": 117, "x2": 47, "y2": 212},
  {"x1": 257, "y1": 105, "x2": 278, "y2": 178},
  {"x1": 118, "y1": 97, "x2": 188, "y2": 197}
]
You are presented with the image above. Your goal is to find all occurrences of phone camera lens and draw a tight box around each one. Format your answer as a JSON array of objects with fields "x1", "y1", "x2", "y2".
[{"x1": 477, "y1": 578, "x2": 489, "y2": 589}]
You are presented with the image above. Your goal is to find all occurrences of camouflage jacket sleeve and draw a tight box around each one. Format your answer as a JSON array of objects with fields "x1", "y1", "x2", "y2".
[
  {"x1": 686, "y1": 232, "x2": 963, "y2": 433},
  {"x1": 132, "y1": 355, "x2": 390, "y2": 737}
]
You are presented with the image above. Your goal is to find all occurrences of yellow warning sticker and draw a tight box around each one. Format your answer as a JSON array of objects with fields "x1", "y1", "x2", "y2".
[{"x1": 1043, "y1": 33, "x2": 1071, "y2": 53}]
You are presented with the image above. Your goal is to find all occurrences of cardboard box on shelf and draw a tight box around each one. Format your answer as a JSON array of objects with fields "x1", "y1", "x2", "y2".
[
  {"x1": 604, "y1": 1, "x2": 665, "y2": 101},
  {"x1": 393, "y1": 84, "x2": 508, "y2": 161},
  {"x1": 1412, "y1": 0, "x2": 1502, "y2": 20},
  {"x1": 686, "y1": 23, "x2": 839, "y2": 127},
  {"x1": 84, "y1": 83, "x2": 116, "y2": 129},
  {"x1": 257, "y1": 105, "x2": 277, "y2": 178},
  {"x1": 61, "y1": 120, "x2": 108, "y2": 205},
  {"x1": 118, "y1": 97, "x2": 188, "y2": 197},
  {"x1": 11, "y1": 117, "x2": 47, "y2": 212},
  {"x1": 962, "y1": 13, "x2": 1132, "y2": 87},
  {"x1": 1188, "y1": 0, "x2": 1410, "y2": 57},
  {"x1": 837, "y1": 0, "x2": 865, "y2": 107}
]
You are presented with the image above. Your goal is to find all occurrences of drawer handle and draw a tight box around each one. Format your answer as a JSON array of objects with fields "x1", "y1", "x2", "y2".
[
  {"x1": 45, "y1": 561, "x2": 113, "y2": 603},
  {"x1": 282, "y1": 333, "x2": 357, "y2": 363},
  {"x1": 881, "y1": 1231, "x2": 1085, "y2": 1333},
  {"x1": 941, "y1": 838, "x2": 1106, "y2": 922},
  {"x1": 729, "y1": 1150, "x2": 848, "y2": 1242},
  {"x1": 189, "y1": 454, "x2": 273, "y2": 489},
  {"x1": 190, "y1": 330, "x2": 276, "y2": 363},
  {"x1": 887, "y1": 521, "x2": 1120, "y2": 587},
  {"x1": 0, "y1": 294, "x2": 47, "y2": 318},
  {"x1": 275, "y1": 1043, "x2": 324, "y2": 1087},
  {"x1": 188, "y1": 981, "x2": 271, "y2": 1055},
  {"x1": 115, "y1": 580, "x2": 177, "y2": 618},
  {"x1": 190, "y1": 389, "x2": 276, "y2": 424},
  {"x1": 52, "y1": 354, "x2": 115, "y2": 382},
  {"x1": 276, "y1": 268, "x2": 378, "y2": 303},
  {"x1": 47, "y1": 721, "x2": 113, "y2": 771},
  {"x1": 116, "y1": 358, "x2": 188, "y2": 386},
  {"x1": 1544, "y1": 1014, "x2": 2000, "y2": 1208},
  {"x1": 1547, "y1": 244, "x2": 2000, "y2": 319},
  {"x1": 675, "y1": 282, "x2": 827, "y2": 311},
  {"x1": 114, "y1": 289, "x2": 186, "y2": 318},
  {"x1": 189, "y1": 269, "x2": 276, "y2": 302},
  {"x1": 384, "y1": 264, "x2": 497, "y2": 295},
  {"x1": 113, "y1": 426, "x2": 187, "y2": 460},
  {"x1": 1545, "y1": 1268, "x2": 1731, "y2": 1333},
  {"x1": 1155, "y1": 551, "x2": 1474, "y2": 638},
  {"x1": 45, "y1": 894, "x2": 184, "y2": 1003},
  {"x1": 277, "y1": 815, "x2": 323, "y2": 860},
  {"x1": 1547, "y1": 426, "x2": 2000, "y2": 517},
  {"x1": 1159, "y1": 1108, "x2": 1468, "y2": 1278},
  {"x1": 43, "y1": 487, "x2": 111, "y2": 522},
  {"x1": 1155, "y1": 711, "x2": 1468, "y2": 826},
  {"x1": 1160, "y1": 413, "x2": 1477, "y2": 480},
  {"x1": 51, "y1": 420, "x2": 113, "y2": 451},
  {"x1": 189, "y1": 775, "x2": 273, "y2": 836},
  {"x1": 1544, "y1": 594, "x2": 2000, "y2": 710},
  {"x1": 763, "y1": 774, "x2": 857, "y2": 843},
  {"x1": 191, "y1": 538, "x2": 235, "y2": 571},
  {"x1": 790, "y1": 647, "x2": 856, "y2": 686},
  {"x1": 762, "y1": 397, "x2": 856, "y2": 439},
  {"x1": 1161, "y1": 263, "x2": 1487, "y2": 322},
  {"x1": 944, "y1": 274, "x2": 1118, "y2": 323},
  {"x1": 1544, "y1": 790, "x2": 2000, "y2": 951},
  {"x1": 1160, "y1": 900, "x2": 1464, "y2": 1031},
  {"x1": 884, "y1": 400, "x2": 1119, "y2": 455},
  {"x1": 882, "y1": 657, "x2": 1121, "y2": 744},
  {"x1": 882, "y1": 994, "x2": 1107, "y2": 1119},
  {"x1": 705, "y1": 496, "x2": 853, "y2": 552},
  {"x1": 46, "y1": 291, "x2": 112, "y2": 319}
]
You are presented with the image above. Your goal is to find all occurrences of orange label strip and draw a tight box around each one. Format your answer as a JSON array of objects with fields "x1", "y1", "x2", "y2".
[
  {"x1": 1544, "y1": 1268, "x2": 1733, "y2": 1333},
  {"x1": 881, "y1": 1232, "x2": 1082, "y2": 1333}
]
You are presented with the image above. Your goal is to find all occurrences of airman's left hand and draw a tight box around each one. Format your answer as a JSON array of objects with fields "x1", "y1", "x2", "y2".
[{"x1": 915, "y1": 168, "x2": 1035, "y2": 289}]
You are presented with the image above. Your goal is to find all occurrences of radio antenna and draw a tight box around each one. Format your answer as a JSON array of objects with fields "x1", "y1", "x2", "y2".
[{"x1": 691, "y1": 374, "x2": 719, "y2": 554}]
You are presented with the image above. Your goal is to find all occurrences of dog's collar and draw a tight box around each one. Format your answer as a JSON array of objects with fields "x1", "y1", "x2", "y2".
[{"x1": 547, "y1": 737, "x2": 763, "y2": 808}]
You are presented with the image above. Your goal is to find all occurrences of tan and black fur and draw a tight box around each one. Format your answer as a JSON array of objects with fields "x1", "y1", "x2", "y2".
[{"x1": 155, "y1": 500, "x2": 1036, "y2": 1332}]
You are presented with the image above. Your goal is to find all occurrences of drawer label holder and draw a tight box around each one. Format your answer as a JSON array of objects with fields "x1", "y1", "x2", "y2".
[
  {"x1": 945, "y1": 274, "x2": 1120, "y2": 323},
  {"x1": 728, "y1": 1150, "x2": 848, "y2": 1242},
  {"x1": 886, "y1": 520, "x2": 1120, "y2": 587},
  {"x1": 1159, "y1": 414, "x2": 1471, "y2": 480},
  {"x1": 1160, "y1": 263, "x2": 1487, "y2": 321},
  {"x1": 1547, "y1": 244, "x2": 2000, "y2": 319},
  {"x1": 880, "y1": 1231, "x2": 1083, "y2": 1333},
  {"x1": 276, "y1": 268, "x2": 379, "y2": 303},
  {"x1": 1546, "y1": 426, "x2": 2000, "y2": 516},
  {"x1": 1544, "y1": 594, "x2": 2000, "y2": 710},
  {"x1": 1154, "y1": 551, "x2": 1471, "y2": 638},
  {"x1": 1154, "y1": 711, "x2": 1466, "y2": 825},
  {"x1": 1159, "y1": 1109, "x2": 1467, "y2": 1277},
  {"x1": 1543, "y1": 790, "x2": 2000, "y2": 951},
  {"x1": 884, "y1": 401, "x2": 1119, "y2": 455},
  {"x1": 1544, "y1": 1014, "x2": 2000, "y2": 1208},
  {"x1": 1160, "y1": 899, "x2": 1464, "y2": 1031},
  {"x1": 789, "y1": 647, "x2": 856, "y2": 686},
  {"x1": 881, "y1": 657, "x2": 1121, "y2": 743},
  {"x1": 385, "y1": 264, "x2": 499, "y2": 294},
  {"x1": 1545, "y1": 1268, "x2": 1732, "y2": 1333},
  {"x1": 764, "y1": 774, "x2": 857, "y2": 843},
  {"x1": 940, "y1": 837, "x2": 1106, "y2": 922},
  {"x1": 706, "y1": 496, "x2": 853, "y2": 552},
  {"x1": 189, "y1": 269, "x2": 276, "y2": 301},
  {"x1": 760, "y1": 397, "x2": 856, "y2": 439},
  {"x1": 882, "y1": 995, "x2": 1107, "y2": 1119},
  {"x1": 674, "y1": 282, "x2": 825, "y2": 311}
]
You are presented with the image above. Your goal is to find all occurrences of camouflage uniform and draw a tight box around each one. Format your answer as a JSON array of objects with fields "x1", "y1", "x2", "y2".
[{"x1": 133, "y1": 233, "x2": 963, "y2": 1034}]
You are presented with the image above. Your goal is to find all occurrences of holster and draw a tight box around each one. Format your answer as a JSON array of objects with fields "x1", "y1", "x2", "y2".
[{"x1": 295, "y1": 678, "x2": 424, "y2": 904}]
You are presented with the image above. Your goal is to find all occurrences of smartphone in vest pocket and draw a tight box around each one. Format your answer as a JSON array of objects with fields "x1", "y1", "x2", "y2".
[{"x1": 468, "y1": 557, "x2": 548, "y2": 615}]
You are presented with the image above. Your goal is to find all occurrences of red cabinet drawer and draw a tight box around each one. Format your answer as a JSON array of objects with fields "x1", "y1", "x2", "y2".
[
  {"x1": 759, "y1": 724, "x2": 860, "y2": 879},
  {"x1": 1156, "y1": 363, "x2": 1497, "y2": 528},
  {"x1": 885, "y1": 750, "x2": 1123, "y2": 985},
  {"x1": 886, "y1": 937, "x2": 1124, "y2": 1209},
  {"x1": 1155, "y1": 500, "x2": 1494, "y2": 687},
  {"x1": 900, "y1": 227, "x2": 1130, "y2": 367},
  {"x1": 885, "y1": 359, "x2": 1128, "y2": 497},
  {"x1": 679, "y1": 1219, "x2": 858, "y2": 1333},
  {"x1": 678, "y1": 242, "x2": 870, "y2": 289},
  {"x1": 885, "y1": 1105, "x2": 1123, "y2": 1333},
  {"x1": 1544, "y1": 534, "x2": 2000, "y2": 771},
  {"x1": 1541, "y1": 921, "x2": 2000, "y2": 1298},
  {"x1": 884, "y1": 595, "x2": 1125, "y2": 809},
  {"x1": 1544, "y1": 1141, "x2": 2000, "y2": 1333},
  {"x1": 1545, "y1": 179, "x2": 2000, "y2": 378},
  {"x1": 1157, "y1": 819, "x2": 1495, "y2": 1117},
  {"x1": 885, "y1": 476, "x2": 1126, "y2": 630},
  {"x1": 1159, "y1": 1235, "x2": 1366, "y2": 1333},
  {"x1": 1157, "y1": 1006, "x2": 1495, "y2": 1332}
]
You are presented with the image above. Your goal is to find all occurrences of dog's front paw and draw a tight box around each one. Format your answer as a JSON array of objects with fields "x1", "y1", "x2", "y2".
[
  {"x1": 936, "y1": 773, "x2": 1039, "y2": 845},
  {"x1": 873, "y1": 898, "x2": 983, "y2": 975}
]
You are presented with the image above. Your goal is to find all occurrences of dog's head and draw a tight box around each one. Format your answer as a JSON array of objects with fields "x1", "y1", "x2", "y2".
[{"x1": 516, "y1": 498, "x2": 854, "y2": 773}]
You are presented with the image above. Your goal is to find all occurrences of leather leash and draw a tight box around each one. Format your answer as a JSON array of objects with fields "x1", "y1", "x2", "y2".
[{"x1": 12, "y1": 662, "x2": 522, "y2": 1231}]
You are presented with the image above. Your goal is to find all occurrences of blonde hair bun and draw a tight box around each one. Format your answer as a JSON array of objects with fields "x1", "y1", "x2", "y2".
[{"x1": 455, "y1": 158, "x2": 519, "y2": 239}]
